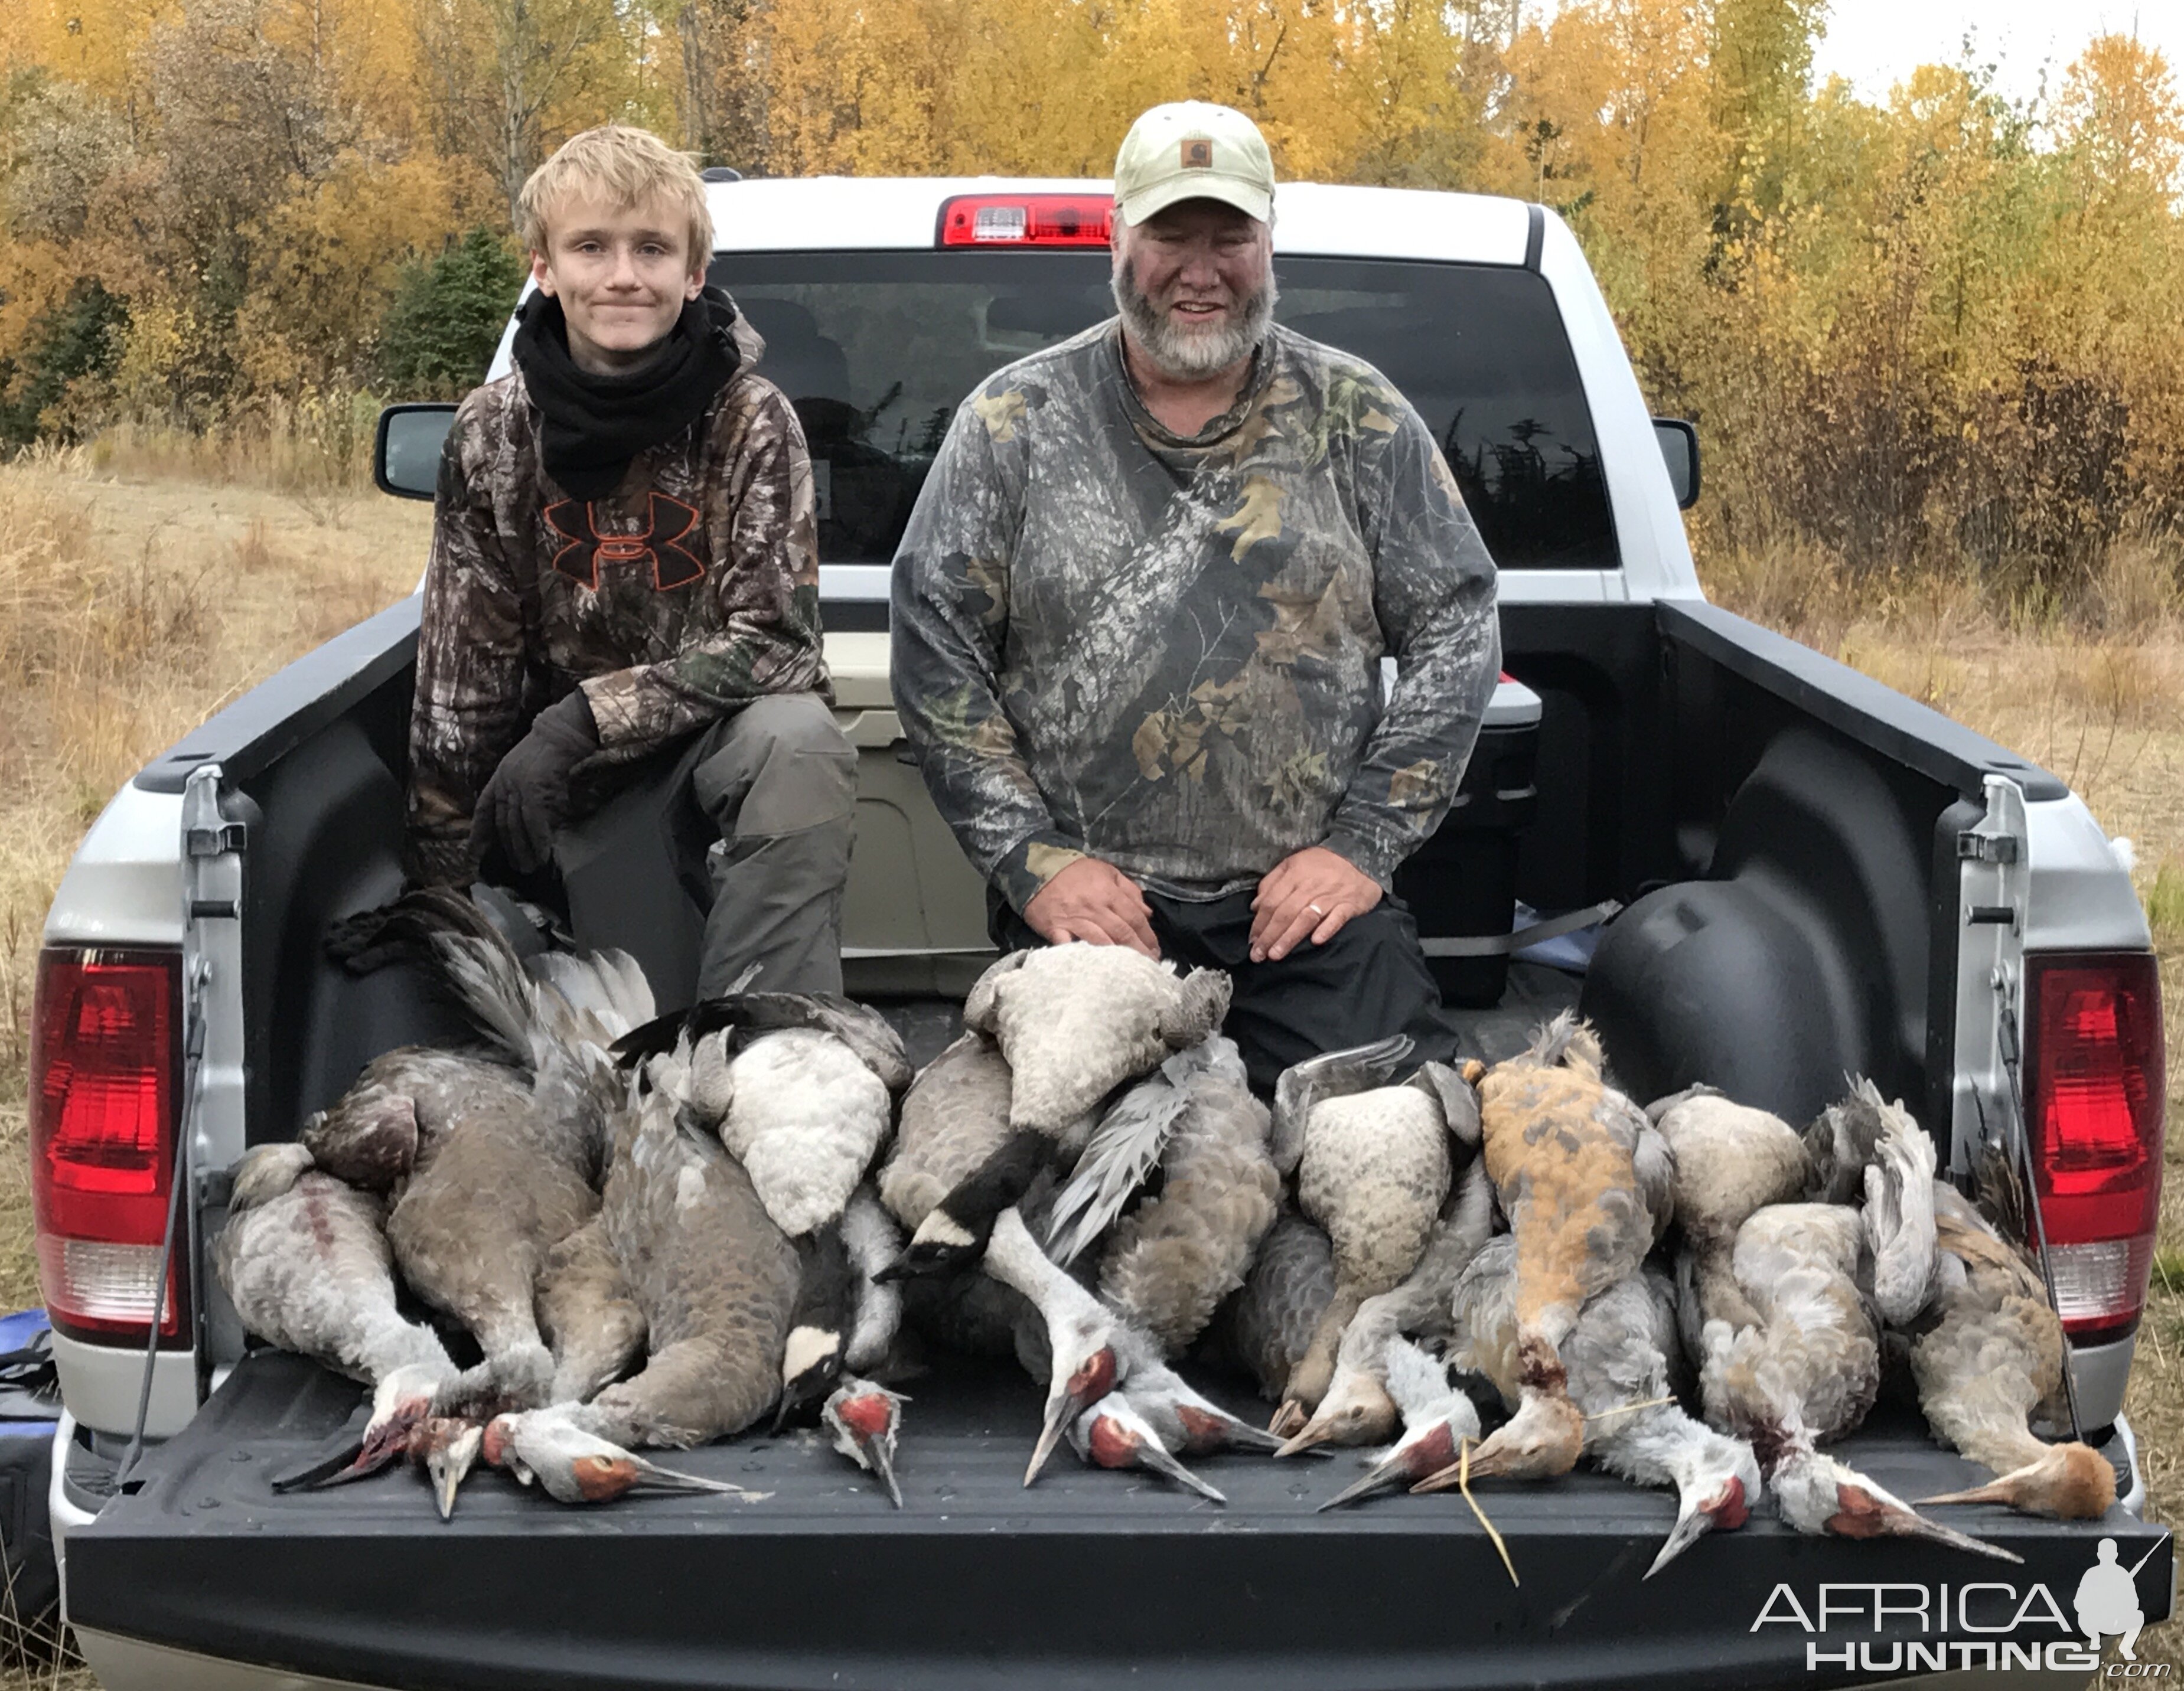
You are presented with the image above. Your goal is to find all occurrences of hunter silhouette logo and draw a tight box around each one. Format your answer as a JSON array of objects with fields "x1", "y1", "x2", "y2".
[
  {"x1": 544, "y1": 495, "x2": 706, "y2": 591},
  {"x1": 2077, "y1": 1536, "x2": 2153, "y2": 1662},
  {"x1": 1180, "y1": 138, "x2": 1213, "y2": 169}
]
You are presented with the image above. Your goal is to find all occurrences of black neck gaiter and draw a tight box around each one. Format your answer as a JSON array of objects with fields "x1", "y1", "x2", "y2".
[{"x1": 513, "y1": 285, "x2": 743, "y2": 500}]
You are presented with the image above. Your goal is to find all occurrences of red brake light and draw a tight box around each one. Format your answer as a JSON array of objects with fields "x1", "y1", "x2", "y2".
[
  {"x1": 30, "y1": 948, "x2": 187, "y2": 1343},
  {"x1": 2023, "y1": 951, "x2": 2165, "y2": 1343},
  {"x1": 938, "y1": 194, "x2": 1113, "y2": 248}
]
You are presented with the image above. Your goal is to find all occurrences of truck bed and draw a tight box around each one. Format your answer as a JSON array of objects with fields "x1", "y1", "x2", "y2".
[{"x1": 66, "y1": 1349, "x2": 2162, "y2": 1691}]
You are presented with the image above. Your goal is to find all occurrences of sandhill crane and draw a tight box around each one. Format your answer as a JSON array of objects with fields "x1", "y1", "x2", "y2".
[
  {"x1": 1913, "y1": 1183, "x2": 2117, "y2": 1520},
  {"x1": 1457, "y1": 1014, "x2": 1670, "y2": 1480}
]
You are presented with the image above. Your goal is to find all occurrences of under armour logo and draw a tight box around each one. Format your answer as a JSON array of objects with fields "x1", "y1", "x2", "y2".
[{"x1": 543, "y1": 494, "x2": 706, "y2": 591}]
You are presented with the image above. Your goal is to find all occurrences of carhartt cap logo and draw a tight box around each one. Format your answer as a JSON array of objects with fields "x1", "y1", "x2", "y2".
[{"x1": 1181, "y1": 139, "x2": 1213, "y2": 169}]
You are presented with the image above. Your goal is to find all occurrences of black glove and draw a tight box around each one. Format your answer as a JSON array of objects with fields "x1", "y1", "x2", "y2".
[{"x1": 468, "y1": 690, "x2": 601, "y2": 876}]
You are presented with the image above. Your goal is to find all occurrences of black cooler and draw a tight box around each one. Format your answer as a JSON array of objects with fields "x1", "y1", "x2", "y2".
[{"x1": 1393, "y1": 674, "x2": 1541, "y2": 1007}]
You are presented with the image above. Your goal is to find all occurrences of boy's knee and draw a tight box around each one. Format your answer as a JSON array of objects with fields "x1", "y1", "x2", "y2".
[{"x1": 696, "y1": 693, "x2": 856, "y2": 841}]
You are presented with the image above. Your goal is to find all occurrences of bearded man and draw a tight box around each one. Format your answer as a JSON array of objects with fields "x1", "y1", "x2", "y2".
[{"x1": 889, "y1": 102, "x2": 1501, "y2": 1089}]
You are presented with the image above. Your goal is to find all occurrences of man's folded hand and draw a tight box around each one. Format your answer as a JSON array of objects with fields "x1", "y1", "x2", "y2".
[
  {"x1": 1249, "y1": 845, "x2": 1383, "y2": 962},
  {"x1": 468, "y1": 689, "x2": 601, "y2": 876},
  {"x1": 1022, "y1": 856, "x2": 1160, "y2": 958}
]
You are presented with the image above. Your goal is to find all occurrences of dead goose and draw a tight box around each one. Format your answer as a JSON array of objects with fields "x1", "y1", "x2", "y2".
[
  {"x1": 1049, "y1": 1036, "x2": 1282, "y2": 1357},
  {"x1": 1266, "y1": 1035, "x2": 1482, "y2": 1432},
  {"x1": 964, "y1": 943, "x2": 1230, "y2": 1132},
  {"x1": 1276, "y1": 1158, "x2": 1495, "y2": 1455},
  {"x1": 775, "y1": 1187, "x2": 906, "y2": 1426}
]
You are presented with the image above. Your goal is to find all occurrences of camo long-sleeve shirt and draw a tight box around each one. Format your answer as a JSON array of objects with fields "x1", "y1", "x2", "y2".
[
  {"x1": 891, "y1": 319, "x2": 1501, "y2": 914},
  {"x1": 406, "y1": 331, "x2": 826, "y2": 888}
]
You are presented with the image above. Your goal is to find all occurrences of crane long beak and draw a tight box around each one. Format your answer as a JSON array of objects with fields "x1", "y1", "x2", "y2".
[
  {"x1": 1873, "y1": 1504, "x2": 2023, "y2": 1563},
  {"x1": 1644, "y1": 1498, "x2": 1716, "y2": 1578},
  {"x1": 1275, "y1": 1419, "x2": 1339, "y2": 1458},
  {"x1": 1026, "y1": 1390, "x2": 1084, "y2": 1488},
  {"x1": 1134, "y1": 1442, "x2": 1226, "y2": 1505},
  {"x1": 1318, "y1": 1452, "x2": 1407, "y2": 1512},
  {"x1": 1916, "y1": 1479, "x2": 2016, "y2": 1507},
  {"x1": 867, "y1": 1438, "x2": 904, "y2": 1510},
  {"x1": 1208, "y1": 1416, "x2": 1287, "y2": 1455},
  {"x1": 630, "y1": 1457, "x2": 768, "y2": 1499}
]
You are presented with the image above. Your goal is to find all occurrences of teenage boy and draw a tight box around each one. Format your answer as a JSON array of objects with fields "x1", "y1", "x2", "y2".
[{"x1": 406, "y1": 123, "x2": 854, "y2": 996}]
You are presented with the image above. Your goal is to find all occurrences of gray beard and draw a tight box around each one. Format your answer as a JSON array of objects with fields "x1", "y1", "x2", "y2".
[{"x1": 1111, "y1": 264, "x2": 1276, "y2": 381}]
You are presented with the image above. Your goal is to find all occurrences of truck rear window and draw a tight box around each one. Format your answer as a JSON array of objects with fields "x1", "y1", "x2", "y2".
[{"x1": 710, "y1": 250, "x2": 1616, "y2": 574}]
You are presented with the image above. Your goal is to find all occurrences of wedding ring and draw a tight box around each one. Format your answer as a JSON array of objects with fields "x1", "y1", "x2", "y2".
[{"x1": 1307, "y1": 902, "x2": 1326, "y2": 916}]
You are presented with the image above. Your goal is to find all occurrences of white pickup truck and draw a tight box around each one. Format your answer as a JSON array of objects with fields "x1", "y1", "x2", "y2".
[{"x1": 30, "y1": 176, "x2": 2171, "y2": 1690}]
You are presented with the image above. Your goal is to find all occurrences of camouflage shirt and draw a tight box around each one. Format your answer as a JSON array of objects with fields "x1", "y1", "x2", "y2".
[
  {"x1": 406, "y1": 319, "x2": 826, "y2": 887},
  {"x1": 891, "y1": 319, "x2": 1500, "y2": 913}
]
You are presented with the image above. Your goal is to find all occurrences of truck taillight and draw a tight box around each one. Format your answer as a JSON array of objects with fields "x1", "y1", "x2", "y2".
[
  {"x1": 2023, "y1": 951, "x2": 2165, "y2": 1344},
  {"x1": 29, "y1": 947, "x2": 187, "y2": 1344},
  {"x1": 937, "y1": 193, "x2": 1113, "y2": 247}
]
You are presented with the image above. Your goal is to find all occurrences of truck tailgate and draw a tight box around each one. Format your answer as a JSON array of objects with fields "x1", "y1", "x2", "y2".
[{"x1": 66, "y1": 1352, "x2": 2169, "y2": 1690}]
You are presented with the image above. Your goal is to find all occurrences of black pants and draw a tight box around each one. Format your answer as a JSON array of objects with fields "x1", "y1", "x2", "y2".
[{"x1": 989, "y1": 886, "x2": 1461, "y2": 1094}]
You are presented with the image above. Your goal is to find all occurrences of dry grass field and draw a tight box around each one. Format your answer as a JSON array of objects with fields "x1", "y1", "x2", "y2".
[{"x1": 0, "y1": 452, "x2": 2176, "y2": 1685}]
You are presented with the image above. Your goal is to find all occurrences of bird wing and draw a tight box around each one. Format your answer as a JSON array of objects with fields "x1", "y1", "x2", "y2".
[
  {"x1": 1859, "y1": 1084, "x2": 1939, "y2": 1327},
  {"x1": 1045, "y1": 1066, "x2": 1194, "y2": 1266},
  {"x1": 1633, "y1": 1122, "x2": 1677, "y2": 1244},
  {"x1": 1407, "y1": 1060, "x2": 1482, "y2": 1151},
  {"x1": 1269, "y1": 1034, "x2": 1414, "y2": 1176}
]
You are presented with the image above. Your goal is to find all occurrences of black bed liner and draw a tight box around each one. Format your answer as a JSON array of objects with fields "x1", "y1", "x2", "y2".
[{"x1": 69, "y1": 1351, "x2": 2167, "y2": 1691}]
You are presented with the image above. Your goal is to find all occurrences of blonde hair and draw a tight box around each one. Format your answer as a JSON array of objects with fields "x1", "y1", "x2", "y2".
[{"x1": 517, "y1": 124, "x2": 714, "y2": 267}]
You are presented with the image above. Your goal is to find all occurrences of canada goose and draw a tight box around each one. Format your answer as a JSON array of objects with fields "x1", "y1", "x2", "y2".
[
  {"x1": 964, "y1": 944, "x2": 1230, "y2": 1132},
  {"x1": 1266, "y1": 1035, "x2": 1482, "y2": 1431}
]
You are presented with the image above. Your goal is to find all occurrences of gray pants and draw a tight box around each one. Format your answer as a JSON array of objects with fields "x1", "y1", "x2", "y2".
[
  {"x1": 687, "y1": 693, "x2": 856, "y2": 997},
  {"x1": 555, "y1": 693, "x2": 855, "y2": 1004}
]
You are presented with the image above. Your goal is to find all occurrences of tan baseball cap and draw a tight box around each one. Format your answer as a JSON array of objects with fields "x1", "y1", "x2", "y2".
[{"x1": 1113, "y1": 102, "x2": 1275, "y2": 227}]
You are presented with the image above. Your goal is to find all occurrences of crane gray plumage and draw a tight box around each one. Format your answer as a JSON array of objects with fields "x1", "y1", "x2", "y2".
[
  {"x1": 1269, "y1": 1035, "x2": 1480, "y2": 1430},
  {"x1": 963, "y1": 944, "x2": 1230, "y2": 1131},
  {"x1": 1691, "y1": 1091, "x2": 2016, "y2": 1561},
  {"x1": 1911, "y1": 1182, "x2": 2117, "y2": 1520},
  {"x1": 1051, "y1": 1037, "x2": 1281, "y2": 1357},
  {"x1": 1428, "y1": 1235, "x2": 1760, "y2": 1572},
  {"x1": 1213, "y1": 1210, "x2": 1338, "y2": 1405},
  {"x1": 377, "y1": 916, "x2": 652, "y2": 1403},
  {"x1": 535, "y1": 1215, "x2": 646, "y2": 1405},
  {"x1": 1279, "y1": 1158, "x2": 1495, "y2": 1455},
  {"x1": 1650, "y1": 1085, "x2": 1810, "y2": 1359},
  {"x1": 879, "y1": 1031, "x2": 1015, "y2": 1232},
  {"x1": 214, "y1": 1143, "x2": 459, "y2": 1392},
  {"x1": 980, "y1": 1205, "x2": 1132, "y2": 1485},
  {"x1": 1316, "y1": 1336, "x2": 1482, "y2": 1510},
  {"x1": 565, "y1": 1054, "x2": 800, "y2": 1450}
]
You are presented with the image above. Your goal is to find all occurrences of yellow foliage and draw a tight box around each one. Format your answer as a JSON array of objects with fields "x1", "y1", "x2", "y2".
[{"x1": 0, "y1": 0, "x2": 2178, "y2": 616}]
